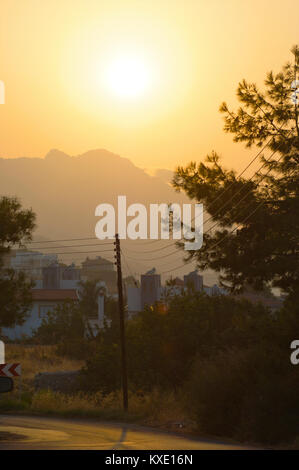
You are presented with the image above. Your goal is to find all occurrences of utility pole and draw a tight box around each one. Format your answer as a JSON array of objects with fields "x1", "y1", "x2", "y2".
[{"x1": 114, "y1": 233, "x2": 128, "y2": 411}]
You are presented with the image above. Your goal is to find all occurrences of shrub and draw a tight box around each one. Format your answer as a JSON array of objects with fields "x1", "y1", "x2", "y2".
[{"x1": 187, "y1": 343, "x2": 299, "y2": 445}]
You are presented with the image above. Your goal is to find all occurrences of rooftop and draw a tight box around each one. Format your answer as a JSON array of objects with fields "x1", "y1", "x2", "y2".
[{"x1": 31, "y1": 289, "x2": 78, "y2": 301}]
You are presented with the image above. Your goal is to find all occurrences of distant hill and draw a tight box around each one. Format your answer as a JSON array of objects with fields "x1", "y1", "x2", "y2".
[
  {"x1": 0, "y1": 148, "x2": 187, "y2": 238},
  {"x1": 0, "y1": 149, "x2": 217, "y2": 284}
]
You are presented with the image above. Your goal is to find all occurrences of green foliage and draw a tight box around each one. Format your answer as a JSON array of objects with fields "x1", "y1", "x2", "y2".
[
  {"x1": 187, "y1": 343, "x2": 299, "y2": 445},
  {"x1": 0, "y1": 196, "x2": 36, "y2": 328},
  {"x1": 78, "y1": 279, "x2": 106, "y2": 321},
  {"x1": 27, "y1": 288, "x2": 299, "y2": 445},
  {"x1": 33, "y1": 281, "x2": 119, "y2": 360},
  {"x1": 33, "y1": 301, "x2": 87, "y2": 358},
  {"x1": 167, "y1": 49, "x2": 299, "y2": 443},
  {"x1": 103, "y1": 295, "x2": 120, "y2": 327},
  {"x1": 0, "y1": 269, "x2": 34, "y2": 328},
  {"x1": 0, "y1": 196, "x2": 36, "y2": 251},
  {"x1": 81, "y1": 293, "x2": 270, "y2": 393},
  {"x1": 80, "y1": 339, "x2": 121, "y2": 393},
  {"x1": 182, "y1": 294, "x2": 299, "y2": 445},
  {"x1": 80, "y1": 291, "x2": 299, "y2": 445},
  {"x1": 172, "y1": 46, "x2": 299, "y2": 295}
]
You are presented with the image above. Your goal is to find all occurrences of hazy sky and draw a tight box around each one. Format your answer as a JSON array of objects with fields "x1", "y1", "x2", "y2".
[{"x1": 0, "y1": 0, "x2": 298, "y2": 171}]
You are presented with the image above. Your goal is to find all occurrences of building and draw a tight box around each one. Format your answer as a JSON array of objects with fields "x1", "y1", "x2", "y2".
[
  {"x1": 81, "y1": 256, "x2": 117, "y2": 294},
  {"x1": 172, "y1": 277, "x2": 184, "y2": 287},
  {"x1": 41, "y1": 262, "x2": 80, "y2": 289},
  {"x1": 127, "y1": 268, "x2": 161, "y2": 316},
  {"x1": 2, "y1": 288, "x2": 79, "y2": 340},
  {"x1": 140, "y1": 269, "x2": 161, "y2": 310},
  {"x1": 160, "y1": 277, "x2": 185, "y2": 301},
  {"x1": 184, "y1": 270, "x2": 203, "y2": 292},
  {"x1": 7, "y1": 250, "x2": 58, "y2": 280},
  {"x1": 127, "y1": 287, "x2": 141, "y2": 317},
  {"x1": 203, "y1": 284, "x2": 226, "y2": 296},
  {"x1": 127, "y1": 269, "x2": 228, "y2": 316},
  {"x1": 2, "y1": 263, "x2": 105, "y2": 340}
]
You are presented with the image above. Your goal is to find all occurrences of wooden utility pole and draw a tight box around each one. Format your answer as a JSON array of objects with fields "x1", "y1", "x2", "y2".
[{"x1": 114, "y1": 233, "x2": 128, "y2": 411}]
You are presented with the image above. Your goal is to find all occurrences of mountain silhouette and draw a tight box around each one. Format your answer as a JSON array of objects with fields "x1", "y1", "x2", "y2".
[
  {"x1": 0, "y1": 149, "x2": 220, "y2": 280},
  {"x1": 0, "y1": 148, "x2": 187, "y2": 239}
]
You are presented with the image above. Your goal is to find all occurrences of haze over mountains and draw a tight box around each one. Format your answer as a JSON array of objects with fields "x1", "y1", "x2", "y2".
[
  {"x1": 0, "y1": 148, "x2": 187, "y2": 237},
  {"x1": 0, "y1": 149, "x2": 217, "y2": 283}
]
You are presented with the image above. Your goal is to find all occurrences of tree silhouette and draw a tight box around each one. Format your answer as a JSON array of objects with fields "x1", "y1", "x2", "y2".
[
  {"x1": 0, "y1": 196, "x2": 36, "y2": 328},
  {"x1": 173, "y1": 46, "x2": 299, "y2": 296}
]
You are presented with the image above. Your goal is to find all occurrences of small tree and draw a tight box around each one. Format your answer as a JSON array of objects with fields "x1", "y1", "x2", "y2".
[
  {"x1": 78, "y1": 279, "x2": 105, "y2": 320},
  {"x1": 33, "y1": 280, "x2": 115, "y2": 357},
  {"x1": 34, "y1": 300, "x2": 85, "y2": 345},
  {"x1": 0, "y1": 196, "x2": 36, "y2": 329},
  {"x1": 0, "y1": 269, "x2": 34, "y2": 328}
]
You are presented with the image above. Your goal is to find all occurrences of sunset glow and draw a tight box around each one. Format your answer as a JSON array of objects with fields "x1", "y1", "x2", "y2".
[
  {"x1": 105, "y1": 54, "x2": 152, "y2": 99},
  {"x1": 0, "y1": 0, "x2": 298, "y2": 170}
]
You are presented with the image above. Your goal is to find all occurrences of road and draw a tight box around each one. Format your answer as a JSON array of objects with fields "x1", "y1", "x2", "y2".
[{"x1": 0, "y1": 415, "x2": 251, "y2": 450}]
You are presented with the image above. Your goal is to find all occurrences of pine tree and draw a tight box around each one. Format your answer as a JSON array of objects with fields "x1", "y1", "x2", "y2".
[{"x1": 173, "y1": 46, "x2": 299, "y2": 296}]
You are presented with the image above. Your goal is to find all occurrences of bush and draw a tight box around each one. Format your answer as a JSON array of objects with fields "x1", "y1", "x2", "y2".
[
  {"x1": 187, "y1": 343, "x2": 299, "y2": 445},
  {"x1": 82, "y1": 293, "x2": 270, "y2": 393},
  {"x1": 27, "y1": 291, "x2": 299, "y2": 445}
]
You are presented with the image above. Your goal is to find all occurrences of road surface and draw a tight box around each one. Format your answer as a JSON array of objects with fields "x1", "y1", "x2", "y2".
[{"x1": 0, "y1": 415, "x2": 251, "y2": 450}]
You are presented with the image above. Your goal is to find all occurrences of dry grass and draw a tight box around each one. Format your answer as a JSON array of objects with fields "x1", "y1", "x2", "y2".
[
  {"x1": 1, "y1": 344, "x2": 192, "y2": 432},
  {"x1": 5, "y1": 344, "x2": 84, "y2": 386},
  {"x1": 20, "y1": 388, "x2": 191, "y2": 430}
]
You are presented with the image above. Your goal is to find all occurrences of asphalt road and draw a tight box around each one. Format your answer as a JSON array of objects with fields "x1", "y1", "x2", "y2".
[{"x1": 0, "y1": 415, "x2": 251, "y2": 450}]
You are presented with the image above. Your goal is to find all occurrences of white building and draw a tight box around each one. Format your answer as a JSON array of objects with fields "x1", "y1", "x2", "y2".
[
  {"x1": 2, "y1": 288, "x2": 79, "y2": 340},
  {"x1": 2, "y1": 264, "x2": 106, "y2": 340},
  {"x1": 10, "y1": 251, "x2": 58, "y2": 279}
]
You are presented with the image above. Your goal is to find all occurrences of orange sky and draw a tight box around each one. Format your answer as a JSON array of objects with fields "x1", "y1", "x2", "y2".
[{"x1": 0, "y1": 0, "x2": 298, "y2": 172}]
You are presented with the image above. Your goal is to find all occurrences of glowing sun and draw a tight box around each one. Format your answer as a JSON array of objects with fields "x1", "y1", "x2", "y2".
[{"x1": 105, "y1": 54, "x2": 152, "y2": 99}]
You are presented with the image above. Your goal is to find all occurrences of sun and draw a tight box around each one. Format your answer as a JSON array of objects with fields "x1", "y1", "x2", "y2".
[{"x1": 105, "y1": 54, "x2": 152, "y2": 99}]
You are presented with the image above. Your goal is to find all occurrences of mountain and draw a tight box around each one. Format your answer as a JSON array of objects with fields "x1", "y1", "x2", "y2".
[
  {"x1": 0, "y1": 149, "x2": 217, "y2": 283},
  {"x1": 0, "y1": 148, "x2": 186, "y2": 237}
]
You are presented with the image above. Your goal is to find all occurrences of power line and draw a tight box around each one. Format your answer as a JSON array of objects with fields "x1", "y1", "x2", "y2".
[
  {"x1": 5, "y1": 262, "x2": 115, "y2": 272},
  {"x1": 21, "y1": 137, "x2": 285, "y2": 255},
  {"x1": 123, "y1": 242, "x2": 178, "y2": 255},
  {"x1": 116, "y1": 132, "x2": 287, "y2": 255},
  {"x1": 160, "y1": 167, "x2": 297, "y2": 276},
  {"x1": 43, "y1": 139, "x2": 270, "y2": 253},
  {"x1": 122, "y1": 144, "x2": 291, "y2": 268},
  {"x1": 128, "y1": 134, "x2": 291, "y2": 260},
  {"x1": 197, "y1": 135, "x2": 276, "y2": 210},
  {"x1": 122, "y1": 134, "x2": 279, "y2": 250},
  {"x1": 10, "y1": 142, "x2": 289, "y2": 272},
  {"x1": 200, "y1": 146, "x2": 289, "y2": 237},
  {"x1": 23, "y1": 242, "x2": 114, "y2": 250},
  {"x1": 27, "y1": 236, "x2": 112, "y2": 244},
  {"x1": 22, "y1": 126, "x2": 294, "y2": 262},
  {"x1": 13, "y1": 248, "x2": 114, "y2": 257},
  {"x1": 121, "y1": 249, "x2": 139, "y2": 287},
  {"x1": 123, "y1": 248, "x2": 182, "y2": 263}
]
